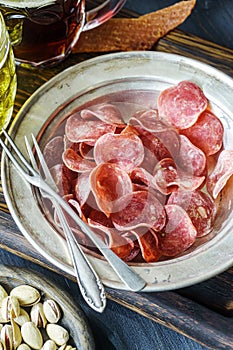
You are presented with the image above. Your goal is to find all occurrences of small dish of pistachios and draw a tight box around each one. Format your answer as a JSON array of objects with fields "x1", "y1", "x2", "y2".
[{"x1": 0, "y1": 265, "x2": 95, "y2": 350}]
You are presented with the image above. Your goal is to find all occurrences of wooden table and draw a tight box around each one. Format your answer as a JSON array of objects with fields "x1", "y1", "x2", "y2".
[{"x1": 0, "y1": 2, "x2": 233, "y2": 349}]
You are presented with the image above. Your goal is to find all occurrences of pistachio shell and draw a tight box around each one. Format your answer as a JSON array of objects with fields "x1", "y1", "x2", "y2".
[
  {"x1": 0, "y1": 341, "x2": 5, "y2": 350},
  {"x1": 1, "y1": 296, "x2": 20, "y2": 321},
  {"x1": 58, "y1": 346, "x2": 76, "y2": 350},
  {"x1": 11, "y1": 319, "x2": 22, "y2": 349},
  {"x1": 30, "y1": 303, "x2": 47, "y2": 328},
  {"x1": 21, "y1": 322, "x2": 43, "y2": 350},
  {"x1": 0, "y1": 309, "x2": 7, "y2": 324},
  {"x1": 17, "y1": 344, "x2": 31, "y2": 350},
  {"x1": 13, "y1": 309, "x2": 30, "y2": 327},
  {"x1": 10, "y1": 286, "x2": 40, "y2": 307},
  {"x1": 41, "y1": 340, "x2": 56, "y2": 350},
  {"x1": 43, "y1": 300, "x2": 61, "y2": 324},
  {"x1": 1, "y1": 324, "x2": 13, "y2": 350},
  {"x1": 46, "y1": 324, "x2": 69, "y2": 346},
  {"x1": 0, "y1": 286, "x2": 8, "y2": 303}
]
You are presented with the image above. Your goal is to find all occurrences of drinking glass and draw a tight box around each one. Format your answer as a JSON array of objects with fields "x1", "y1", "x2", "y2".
[
  {"x1": 0, "y1": 11, "x2": 17, "y2": 131},
  {"x1": 0, "y1": 0, "x2": 126, "y2": 68}
]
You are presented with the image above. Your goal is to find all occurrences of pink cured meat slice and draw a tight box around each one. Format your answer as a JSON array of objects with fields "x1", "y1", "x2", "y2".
[
  {"x1": 68, "y1": 198, "x2": 83, "y2": 220},
  {"x1": 136, "y1": 127, "x2": 172, "y2": 161},
  {"x1": 152, "y1": 158, "x2": 205, "y2": 194},
  {"x1": 130, "y1": 168, "x2": 167, "y2": 204},
  {"x1": 120, "y1": 125, "x2": 161, "y2": 173},
  {"x1": 74, "y1": 172, "x2": 91, "y2": 207},
  {"x1": 153, "y1": 158, "x2": 178, "y2": 194},
  {"x1": 89, "y1": 163, "x2": 133, "y2": 216},
  {"x1": 56, "y1": 196, "x2": 93, "y2": 246},
  {"x1": 167, "y1": 189, "x2": 216, "y2": 237},
  {"x1": 79, "y1": 142, "x2": 94, "y2": 159},
  {"x1": 63, "y1": 137, "x2": 80, "y2": 154},
  {"x1": 120, "y1": 232, "x2": 140, "y2": 261},
  {"x1": 132, "y1": 183, "x2": 167, "y2": 206},
  {"x1": 157, "y1": 204, "x2": 197, "y2": 256},
  {"x1": 80, "y1": 104, "x2": 124, "y2": 124},
  {"x1": 132, "y1": 230, "x2": 161, "y2": 262},
  {"x1": 50, "y1": 163, "x2": 75, "y2": 196},
  {"x1": 43, "y1": 136, "x2": 64, "y2": 168},
  {"x1": 62, "y1": 148, "x2": 96, "y2": 173},
  {"x1": 130, "y1": 167, "x2": 154, "y2": 187},
  {"x1": 131, "y1": 126, "x2": 177, "y2": 172},
  {"x1": 69, "y1": 197, "x2": 99, "y2": 223},
  {"x1": 65, "y1": 114, "x2": 116, "y2": 145},
  {"x1": 157, "y1": 81, "x2": 208, "y2": 129},
  {"x1": 206, "y1": 150, "x2": 233, "y2": 198},
  {"x1": 111, "y1": 190, "x2": 166, "y2": 232},
  {"x1": 88, "y1": 219, "x2": 134, "y2": 260},
  {"x1": 178, "y1": 135, "x2": 206, "y2": 176},
  {"x1": 181, "y1": 110, "x2": 224, "y2": 156},
  {"x1": 94, "y1": 132, "x2": 144, "y2": 172},
  {"x1": 129, "y1": 109, "x2": 169, "y2": 133},
  {"x1": 153, "y1": 129, "x2": 180, "y2": 160},
  {"x1": 89, "y1": 209, "x2": 114, "y2": 228}
]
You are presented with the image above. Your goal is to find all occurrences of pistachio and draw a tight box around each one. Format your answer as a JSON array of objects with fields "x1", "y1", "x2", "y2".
[
  {"x1": 41, "y1": 340, "x2": 56, "y2": 350},
  {"x1": 0, "y1": 309, "x2": 7, "y2": 324},
  {"x1": 30, "y1": 303, "x2": 47, "y2": 329},
  {"x1": 46, "y1": 324, "x2": 69, "y2": 346},
  {"x1": 17, "y1": 344, "x2": 31, "y2": 350},
  {"x1": 10, "y1": 286, "x2": 40, "y2": 307},
  {"x1": 58, "y1": 345, "x2": 76, "y2": 350},
  {"x1": 13, "y1": 309, "x2": 30, "y2": 327},
  {"x1": 1, "y1": 296, "x2": 20, "y2": 322},
  {"x1": 43, "y1": 300, "x2": 61, "y2": 324},
  {"x1": 11, "y1": 319, "x2": 22, "y2": 349},
  {"x1": 21, "y1": 322, "x2": 43, "y2": 350},
  {"x1": 1, "y1": 324, "x2": 13, "y2": 350},
  {"x1": 0, "y1": 286, "x2": 8, "y2": 303}
]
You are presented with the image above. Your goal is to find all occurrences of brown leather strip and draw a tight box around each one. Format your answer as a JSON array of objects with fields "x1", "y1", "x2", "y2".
[{"x1": 73, "y1": 0, "x2": 196, "y2": 53}]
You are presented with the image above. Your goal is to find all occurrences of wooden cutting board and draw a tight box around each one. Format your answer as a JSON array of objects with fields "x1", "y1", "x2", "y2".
[{"x1": 0, "y1": 4, "x2": 233, "y2": 350}]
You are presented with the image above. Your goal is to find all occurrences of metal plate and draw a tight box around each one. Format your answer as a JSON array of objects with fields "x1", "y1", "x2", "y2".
[{"x1": 2, "y1": 51, "x2": 233, "y2": 291}]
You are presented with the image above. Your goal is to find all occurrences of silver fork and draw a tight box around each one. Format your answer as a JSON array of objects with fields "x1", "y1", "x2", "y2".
[
  {"x1": 24, "y1": 134, "x2": 106, "y2": 313},
  {"x1": 0, "y1": 129, "x2": 146, "y2": 293}
]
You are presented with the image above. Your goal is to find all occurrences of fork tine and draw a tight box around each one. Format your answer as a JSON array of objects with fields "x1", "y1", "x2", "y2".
[
  {"x1": 0, "y1": 137, "x2": 29, "y2": 180},
  {"x1": 24, "y1": 136, "x2": 38, "y2": 171},
  {"x1": 31, "y1": 134, "x2": 57, "y2": 190},
  {"x1": 2, "y1": 129, "x2": 38, "y2": 177}
]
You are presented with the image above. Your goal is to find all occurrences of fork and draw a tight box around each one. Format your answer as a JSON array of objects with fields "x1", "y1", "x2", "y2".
[
  {"x1": 24, "y1": 134, "x2": 106, "y2": 313},
  {"x1": 0, "y1": 129, "x2": 146, "y2": 293}
]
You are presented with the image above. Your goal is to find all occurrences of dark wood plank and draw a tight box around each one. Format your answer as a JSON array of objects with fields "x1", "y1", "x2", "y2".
[
  {"x1": 178, "y1": 269, "x2": 233, "y2": 317},
  {"x1": 156, "y1": 30, "x2": 233, "y2": 77},
  {"x1": 107, "y1": 290, "x2": 233, "y2": 350}
]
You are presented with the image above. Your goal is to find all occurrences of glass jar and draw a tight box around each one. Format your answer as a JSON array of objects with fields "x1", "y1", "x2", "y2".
[{"x1": 0, "y1": 11, "x2": 17, "y2": 131}]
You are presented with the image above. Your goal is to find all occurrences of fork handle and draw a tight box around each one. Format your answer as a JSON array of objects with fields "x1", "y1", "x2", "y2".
[{"x1": 54, "y1": 202, "x2": 106, "y2": 313}]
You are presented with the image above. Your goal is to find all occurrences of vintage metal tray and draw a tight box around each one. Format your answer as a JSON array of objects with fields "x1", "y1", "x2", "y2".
[{"x1": 2, "y1": 51, "x2": 233, "y2": 293}]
